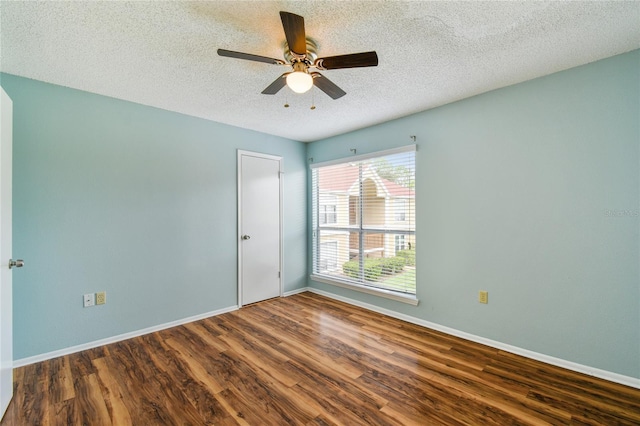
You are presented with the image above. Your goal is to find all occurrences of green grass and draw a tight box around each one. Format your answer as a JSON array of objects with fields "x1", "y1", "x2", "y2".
[{"x1": 376, "y1": 267, "x2": 415, "y2": 293}]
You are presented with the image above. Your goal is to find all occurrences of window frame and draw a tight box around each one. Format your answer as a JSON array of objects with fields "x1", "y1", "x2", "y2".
[
  {"x1": 310, "y1": 145, "x2": 418, "y2": 305},
  {"x1": 395, "y1": 234, "x2": 406, "y2": 252}
]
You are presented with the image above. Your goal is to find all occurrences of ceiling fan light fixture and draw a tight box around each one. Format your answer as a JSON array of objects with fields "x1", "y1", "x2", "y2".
[
  {"x1": 286, "y1": 71, "x2": 313, "y2": 93},
  {"x1": 218, "y1": 12, "x2": 377, "y2": 100}
]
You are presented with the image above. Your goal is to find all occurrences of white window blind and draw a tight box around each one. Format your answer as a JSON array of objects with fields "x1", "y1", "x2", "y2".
[{"x1": 311, "y1": 146, "x2": 416, "y2": 295}]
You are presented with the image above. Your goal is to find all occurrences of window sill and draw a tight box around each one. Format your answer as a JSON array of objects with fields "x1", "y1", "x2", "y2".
[{"x1": 309, "y1": 274, "x2": 419, "y2": 306}]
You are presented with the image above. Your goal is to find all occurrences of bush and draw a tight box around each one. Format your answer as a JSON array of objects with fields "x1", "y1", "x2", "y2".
[
  {"x1": 342, "y1": 260, "x2": 359, "y2": 279},
  {"x1": 343, "y1": 257, "x2": 406, "y2": 280},
  {"x1": 396, "y1": 249, "x2": 415, "y2": 266},
  {"x1": 363, "y1": 259, "x2": 383, "y2": 281},
  {"x1": 379, "y1": 256, "x2": 406, "y2": 274},
  {"x1": 342, "y1": 258, "x2": 383, "y2": 281}
]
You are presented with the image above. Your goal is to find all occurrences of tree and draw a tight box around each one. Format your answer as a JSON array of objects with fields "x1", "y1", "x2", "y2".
[{"x1": 371, "y1": 158, "x2": 415, "y2": 189}]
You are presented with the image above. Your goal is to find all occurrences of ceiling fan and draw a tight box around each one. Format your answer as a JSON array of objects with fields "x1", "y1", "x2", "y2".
[{"x1": 217, "y1": 11, "x2": 378, "y2": 100}]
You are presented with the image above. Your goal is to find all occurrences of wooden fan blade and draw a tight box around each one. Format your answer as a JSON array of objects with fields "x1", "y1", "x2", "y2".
[
  {"x1": 262, "y1": 73, "x2": 289, "y2": 95},
  {"x1": 312, "y1": 73, "x2": 346, "y2": 99},
  {"x1": 314, "y1": 51, "x2": 378, "y2": 70},
  {"x1": 218, "y1": 49, "x2": 285, "y2": 65},
  {"x1": 280, "y1": 11, "x2": 306, "y2": 56}
]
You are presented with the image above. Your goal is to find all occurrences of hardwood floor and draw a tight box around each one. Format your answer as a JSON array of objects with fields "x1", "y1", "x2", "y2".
[{"x1": 2, "y1": 292, "x2": 639, "y2": 425}]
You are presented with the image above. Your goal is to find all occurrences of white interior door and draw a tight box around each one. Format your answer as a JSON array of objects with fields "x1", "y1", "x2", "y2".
[
  {"x1": 238, "y1": 151, "x2": 282, "y2": 306},
  {"x1": 0, "y1": 87, "x2": 14, "y2": 418}
]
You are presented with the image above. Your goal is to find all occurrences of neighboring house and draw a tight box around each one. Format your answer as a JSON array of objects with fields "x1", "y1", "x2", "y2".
[{"x1": 316, "y1": 163, "x2": 415, "y2": 275}]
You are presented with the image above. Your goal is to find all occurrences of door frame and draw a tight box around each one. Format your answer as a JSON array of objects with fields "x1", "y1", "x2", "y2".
[
  {"x1": 237, "y1": 150, "x2": 283, "y2": 308},
  {"x1": 0, "y1": 86, "x2": 13, "y2": 419}
]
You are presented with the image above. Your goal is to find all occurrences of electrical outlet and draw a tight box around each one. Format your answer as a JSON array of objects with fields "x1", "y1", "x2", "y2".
[
  {"x1": 84, "y1": 293, "x2": 95, "y2": 307},
  {"x1": 96, "y1": 291, "x2": 106, "y2": 305},
  {"x1": 479, "y1": 291, "x2": 488, "y2": 304}
]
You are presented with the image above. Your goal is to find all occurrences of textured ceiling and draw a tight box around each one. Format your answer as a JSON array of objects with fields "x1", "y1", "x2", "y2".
[{"x1": 1, "y1": 1, "x2": 639, "y2": 142}]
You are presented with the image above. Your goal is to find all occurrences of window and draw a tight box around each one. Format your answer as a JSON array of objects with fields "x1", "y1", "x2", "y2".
[
  {"x1": 319, "y1": 195, "x2": 337, "y2": 225},
  {"x1": 394, "y1": 199, "x2": 407, "y2": 221},
  {"x1": 311, "y1": 146, "x2": 416, "y2": 297},
  {"x1": 319, "y1": 241, "x2": 338, "y2": 271}
]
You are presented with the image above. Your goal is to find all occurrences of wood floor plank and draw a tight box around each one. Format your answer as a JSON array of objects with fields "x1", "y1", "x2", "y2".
[
  {"x1": 217, "y1": 313, "x2": 293, "y2": 366},
  {"x1": 485, "y1": 357, "x2": 640, "y2": 416},
  {"x1": 92, "y1": 357, "x2": 133, "y2": 426},
  {"x1": 227, "y1": 349, "x2": 319, "y2": 424},
  {"x1": 225, "y1": 309, "x2": 288, "y2": 349},
  {"x1": 165, "y1": 337, "x2": 227, "y2": 394},
  {"x1": 145, "y1": 336, "x2": 233, "y2": 425},
  {"x1": 357, "y1": 353, "x2": 540, "y2": 425},
  {"x1": 20, "y1": 362, "x2": 51, "y2": 424},
  {"x1": 71, "y1": 373, "x2": 111, "y2": 425},
  {"x1": 217, "y1": 384, "x2": 278, "y2": 426},
  {"x1": 379, "y1": 399, "x2": 467, "y2": 426},
  {"x1": 210, "y1": 353, "x2": 306, "y2": 426},
  {"x1": 2, "y1": 364, "x2": 25, "y2": 424},
  {"x1": 48, "y1": 356, "x2": 75, "y2": 404},
  {"x1": 301, "y1": 310, "x2": 397, "y2": 355},
  {"x1": 247, "y1": 304, "x2": 367, "y2": 379},
  {"x1": 67, "y1": 350, "x2": 96, "y2": 381},
  {"x1": 182, "y1": 321, "x2": 231, "y2": 353},
  {"x1": 49, "y1": 398, "x2": 79, "y2": 426},
  {"x1": 3, "y1": 292, "x2": 640, "y2": 425},
  {"x1": 217, "y1": 331, "x2": 300, "y2": 388},
  {"x1": 359, "y1": 371, "x2": 468, "y2": 425},
  {"x1": 306, "y1": 414, "x2": 337, "y2": 426},
  {"x1": 124, "y1": 337, "x2": 207, "y2": 425},
  {"x1": 103, "y1": 341, "x2": 183, "y2": 424}
]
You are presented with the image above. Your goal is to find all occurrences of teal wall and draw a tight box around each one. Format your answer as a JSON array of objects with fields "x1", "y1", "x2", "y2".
[
  {"x1": 0, "y1": 74, "x2": 308, "y2": 359},
  {"x1": 2, "y1": 50, "x2": 638, "y2": 379},
  {"x1": 307, "y1": 50, "x2": 640, "y2": 379}
]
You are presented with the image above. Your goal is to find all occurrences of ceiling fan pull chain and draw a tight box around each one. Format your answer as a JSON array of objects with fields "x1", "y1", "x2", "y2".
[{"x1": 310, "y1": 86, "x2": 316, "y2": 110}]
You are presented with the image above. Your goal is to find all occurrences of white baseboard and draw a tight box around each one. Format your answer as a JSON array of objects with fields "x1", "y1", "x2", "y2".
[
  {"x1": 304, "y1": 287, "x2": 640, "y2": 390},
  {"x1": 13, "y1": 305, "x2": 239, "y2": 368},
  {"x1": 283, "y1": 287, "x2": 309, "y2": 297}
]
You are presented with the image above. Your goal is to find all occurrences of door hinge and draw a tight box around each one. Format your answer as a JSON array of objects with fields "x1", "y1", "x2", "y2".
[{"x1": 278, "y1": 271, "x2": 281, "y2": 278}]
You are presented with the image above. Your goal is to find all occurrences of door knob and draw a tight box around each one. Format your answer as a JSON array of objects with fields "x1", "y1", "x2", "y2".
[
  {"x1": 9, "y1": 259, "x2": 24, "y2": 269},
  {"x1": 241, "y1": 235, "x2": 251, "y2": 240}
]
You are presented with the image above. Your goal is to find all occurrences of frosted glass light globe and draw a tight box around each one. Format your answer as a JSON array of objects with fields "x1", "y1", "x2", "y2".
[{"x1": 286, "y1": 71, "x2": 313, "y2": 93}]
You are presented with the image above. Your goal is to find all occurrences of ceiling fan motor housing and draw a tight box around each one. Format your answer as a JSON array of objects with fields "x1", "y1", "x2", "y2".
[
  {"x1": 283, "y1": 37, "x2": 318, "y2": 64},
  {"x1": 291, "y1": 61, "x2": 308, "y2": 73}
]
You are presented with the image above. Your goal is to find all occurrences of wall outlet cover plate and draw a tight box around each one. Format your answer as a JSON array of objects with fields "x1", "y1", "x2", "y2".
[{"x1": 84, "y1": 293, "x2": 95, "y2": 307}]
